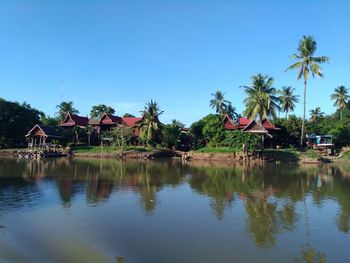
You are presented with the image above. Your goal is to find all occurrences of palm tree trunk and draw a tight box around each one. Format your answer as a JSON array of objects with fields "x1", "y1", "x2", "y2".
[
  {"x1": 300, "y1": 80, "x2": 307, "y2": 147},
  {"x1": 341, "y1": 109, "x2": 343, "y2": 120}
]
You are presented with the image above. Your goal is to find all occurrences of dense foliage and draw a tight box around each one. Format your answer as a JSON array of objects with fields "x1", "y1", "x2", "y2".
[
  {"x1": 0, "y1": 98, "x2": 43, "y2": 147},
  {"x1": 90, "y1": 104, "x2": 115, "y2": 119}
]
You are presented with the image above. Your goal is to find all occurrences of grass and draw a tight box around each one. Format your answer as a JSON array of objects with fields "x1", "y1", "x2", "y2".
[
  {"x1": 340, "y1": 150, "x2": 350, "y2": 159},
  {"x1": 71, "y1": 145, "x2": 150, "y2": 154},
  {"x1": 195, "y1": 147, "x2": 239, "y2": 153},
  {"x1": 305, "y1": 149, "x2": 320, "y2": 159}
]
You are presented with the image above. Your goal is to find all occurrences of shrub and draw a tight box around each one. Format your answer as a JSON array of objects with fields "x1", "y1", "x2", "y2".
[{"x1": 222, "y1": 130, "x2": 260, "y2": 151}]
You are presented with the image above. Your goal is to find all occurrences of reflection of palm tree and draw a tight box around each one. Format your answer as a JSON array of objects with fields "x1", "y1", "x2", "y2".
[
  {"x1": 293, "y1": 245, "x2": 327, "y2": 263},
  {"x1": 245, "y1": 198, "x2": 278, "y2": 248},
  {"x1": 138, "y1": 168, "x2": 157, "y2": 213}
]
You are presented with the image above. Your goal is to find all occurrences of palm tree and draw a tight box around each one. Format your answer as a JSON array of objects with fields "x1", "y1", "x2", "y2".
[
  {"x1": 242, "y1": 74, "x2": 280, "y2": 123},
  {"x1": 139, "y1": 100, "x2": 164, "y2": 147},
  {"x1": 224, "y1": 102, "x2": 238, "y2": 122},
  {"x1": 309, "y1": 107, "x2": 324, "y2": 124},
  {"x1": 56, "y1": 101, "x2": 79, "y2": 120},
  {"x1": 210, "y1": 91, "x2": 230, "y2": 115},
  {"x1": 331, "y1": 85, "x2": 349, "y2": 120},
  {"x1": 286, "y1": 36, "x2": 329, "y2": 146},
  {"x1": 279, "y1": 86, "x2": 299, "y2": 119}
]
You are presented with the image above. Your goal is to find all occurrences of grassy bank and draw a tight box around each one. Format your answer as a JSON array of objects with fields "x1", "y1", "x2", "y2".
[
  {"x1": 195, "y1": 147, "x2": 239, "y2": 153},
  {"x1": 71, "y1": 145, "x2": 150, "y2": 154}
]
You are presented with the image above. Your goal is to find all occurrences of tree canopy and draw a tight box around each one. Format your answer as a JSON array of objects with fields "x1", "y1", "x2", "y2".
[{"x1": 90, "y1": 104, "x2": 115, "y2": 119}]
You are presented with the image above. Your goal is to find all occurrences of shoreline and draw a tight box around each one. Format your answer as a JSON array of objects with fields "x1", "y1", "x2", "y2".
[{"x1": 1, "y1": 147, "x2": 340, "y2": 165}]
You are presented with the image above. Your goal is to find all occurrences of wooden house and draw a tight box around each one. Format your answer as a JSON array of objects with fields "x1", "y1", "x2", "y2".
[
  {"x1": 88, "y1": 113, "x2": 124, "y2": 133},
  {"x1": 59, "y1": 112, "x2": 89, "y2": 128},
  {"x1": 122, "y1": 117, "x2": 143, "y2": 136},
  {"x1": 223, "y1": 114, "x2": 278, "y2": 132}
]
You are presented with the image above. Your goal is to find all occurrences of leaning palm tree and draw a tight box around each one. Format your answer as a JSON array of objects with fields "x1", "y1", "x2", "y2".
[
  {"x1": 279, "y1": 86, "x2": 299, "y2": 119},
  {"x1": 242, "y1": 74, "x2": 281, "y2": 123},
  {"x1": 309, "y1": 107, "x2": 324, "y2": 124},
  {"x1": 210, "y1": 91, "x2": 230, "y2": 115},
  {"x1": 286, "y1": 36, "x2": 329, "y2": 146},
  {"x1": 139, "y1": 100, "x2": 164, "y2": 147},
  {"x1": 331, "y1": 85, "x2": 349, "y2": 120},
  {"x1": 56, "y1": 101, "x2": 79, "y2": 120}
]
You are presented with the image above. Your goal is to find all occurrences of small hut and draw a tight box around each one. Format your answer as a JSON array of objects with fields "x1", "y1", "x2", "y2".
[
  {"x1": 242, "y1": 120, "x2": 272, "y2": 152},
  {"x1": 25, "y1": 125, "x2": 61, "y2": 149}
]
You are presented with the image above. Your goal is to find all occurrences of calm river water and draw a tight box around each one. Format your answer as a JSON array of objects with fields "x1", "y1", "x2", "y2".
[{"x1": 0, "y1": 157, "x2": 349, "y2": 263}]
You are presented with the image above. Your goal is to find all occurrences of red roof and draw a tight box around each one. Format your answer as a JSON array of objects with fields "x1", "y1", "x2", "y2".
[
  {"x1": 223, "y1": 115, "x2": 277, "y2": 131},
  {"x1": 100, "y1": 113, "x2": 123, "y2": 125},
  {"x1": 262, "y1": 119, "x2": 276, "y2": 129},
  {"x1": 223, "y1": 114, "x2": 236, "y2": 130},
  {"x1": 122, "y1": 117, "x2": 142, "y2": 127},
  {"x1": 60, "y1": 113, "x2": 89, "y2": 127},
  {"x1": 237, "y1": 118, "x2": 250, "y2": 129}
]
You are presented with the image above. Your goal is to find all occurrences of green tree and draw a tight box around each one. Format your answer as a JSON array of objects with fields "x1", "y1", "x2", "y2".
[
  {"x1": 286, "y1": 36, "x2": 329, "y2": 146},
  {"x1": 56, "y1": 101, "x2": 79, "y2": 120},
  {"x1": 189, "y1": 119, "x2": 206, "y2": 149},
  {"x1": 242, "y1": 74, "x2": 280, "y2": 123},
  {"x1": 210, "y1": 91, "x2": 230, "y2": 115},
  {"x1": 123, "y1": 113, "x2": 135, "y2": 118},
  {"x1": 331, "y1": 85, "x2": 349, "y2": 120},
  {"x1": 90, "y1": 104, "x2": 115, "y2": 119},
  {"x1": 279, "y1": 86, "x2": 299, "y2": 119},
  {"x1": 309, "y1": 107, "x2": 324, "y2": 124},
  {"x1": 162, "y1": 120, "x2": 185, "y2": 149},
  {"x1": 202, "y1": 114, "x2": 225, "y2": 147},
  {"x1": 224, "y1": 102, "x2": 238, "y2": 122},
  {"x1": 0, "y1": 98, "x2": 43, "y2": 146},
  {"x1": 139, "y1": 100, "x2": 164, "y2": 147}
]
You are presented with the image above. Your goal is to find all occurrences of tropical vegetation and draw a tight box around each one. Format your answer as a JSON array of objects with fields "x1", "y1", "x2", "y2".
[{"x1": 286, "y1": 35, "x2": 329, "y2": 146}]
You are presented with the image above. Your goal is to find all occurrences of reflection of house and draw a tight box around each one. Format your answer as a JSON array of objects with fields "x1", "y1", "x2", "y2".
[{"x1": 223, "y1": 114, "x2": 278, "y2": 132}]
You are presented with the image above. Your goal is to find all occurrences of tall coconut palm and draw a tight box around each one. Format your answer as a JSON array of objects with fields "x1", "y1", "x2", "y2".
[
  {"x1": 331, "y1": 85, "x2": 349, "y2": 120},
  {"x1": 56, "y1": 101, "x2": 79, "y2": 120},
  {"x1": 309, "y1": 107, "x2": 324, "y2": 124},
  {"x1": 210, "y1": 91, "x2": 230, "y2": 115},
  {"x1": 224, "y1": 102, "x2": 238, "y2": 122},
  {"x1": 286, "y1": 36, "x2": 329, "y2": 146},
  {"x1": 242, "y1": 74, "x2": 280, "y2": 123},
  {"x1": 139, "y1": 100, "x2": 164, "y2": 147},
  {"x1": 279, "y1": 86, "x2": 299, "y2": 119}
]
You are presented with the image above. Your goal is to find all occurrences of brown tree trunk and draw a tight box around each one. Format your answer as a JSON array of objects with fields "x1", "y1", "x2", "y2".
[{"x1": 300, "y1": 80, "x2": 307, "y2": 147}]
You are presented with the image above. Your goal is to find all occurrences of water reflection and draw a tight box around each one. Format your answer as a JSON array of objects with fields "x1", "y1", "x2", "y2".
[{"x1": 0, "y1": 158, "x2": 350, "y2": 262}]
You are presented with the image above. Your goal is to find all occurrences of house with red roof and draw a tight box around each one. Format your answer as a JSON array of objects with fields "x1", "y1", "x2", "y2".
[
  {"x1": 59, "y1": 112, "x2": 89, "y2": 128},
  {"x1": 122, "y1": 117, "x2": 143, "y2": 137},
  {"x1": 223, "y1": 114, "x2": 279, "y2": 132}
]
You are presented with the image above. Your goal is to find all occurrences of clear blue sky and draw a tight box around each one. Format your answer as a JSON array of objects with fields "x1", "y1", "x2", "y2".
[{"x1": 0, "y1": 0, "x2": 349, "y2": 126}]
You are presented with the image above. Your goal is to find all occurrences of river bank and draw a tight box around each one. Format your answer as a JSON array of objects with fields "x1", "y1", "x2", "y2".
[{"x1": 1, "y1": 146, "x2": 347, "y2": 164}]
